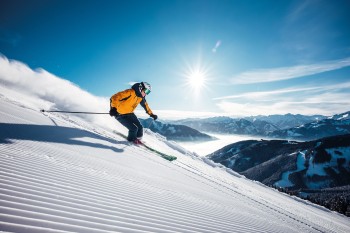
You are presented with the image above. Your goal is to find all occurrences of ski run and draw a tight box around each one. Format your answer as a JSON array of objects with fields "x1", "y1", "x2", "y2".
[{"x1": 1, "y1": 92, "x2": 350, "y2": 233}]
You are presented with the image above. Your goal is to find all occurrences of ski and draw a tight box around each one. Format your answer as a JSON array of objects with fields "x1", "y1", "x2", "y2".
[
  {"x1": 113, "y1": 131, "x2": 177, "y2": 161},
  {"x1": 142, "y1": 142, "x2": 177, "y2": 161}
]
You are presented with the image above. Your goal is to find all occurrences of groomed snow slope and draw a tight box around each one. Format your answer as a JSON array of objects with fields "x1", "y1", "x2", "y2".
[{"x1": 1, "y1": 96, "x2": 350, "y2": 233}]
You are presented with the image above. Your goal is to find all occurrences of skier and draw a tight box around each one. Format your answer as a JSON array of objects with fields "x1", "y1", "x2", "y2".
[{"x1": 109, "y1": 82, "x2": 158, "y2": 145}]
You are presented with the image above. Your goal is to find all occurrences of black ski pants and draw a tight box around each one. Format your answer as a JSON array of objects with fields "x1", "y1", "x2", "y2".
[{"x1": 116, "y1": 113, "x2": 143, "y2": 141}]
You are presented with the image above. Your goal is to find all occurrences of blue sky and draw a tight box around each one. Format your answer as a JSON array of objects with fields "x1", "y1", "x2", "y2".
[{"x1": 1, "y1": 0, "x2": 350, "y2": 118}]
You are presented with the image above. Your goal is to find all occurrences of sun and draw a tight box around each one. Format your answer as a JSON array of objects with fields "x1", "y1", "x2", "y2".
[
  {"x1": 180, "y1": 56, "x2": 213, "y2": 98},
  {"x1": 184, "y1": 65, "x2": 209, "y2": 93},
  {"x1": 188, "y1": 70, "x2": 206, "y2": 87}
]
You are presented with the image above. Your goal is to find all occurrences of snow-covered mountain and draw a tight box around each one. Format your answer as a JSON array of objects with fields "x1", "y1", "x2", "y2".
[
  {"x1": 245, "y1": 114, "x2": 325, "y2": 130},
  {"x1": 175, "y1": 114, "x2": 324, "y2": 136},
  {"x1": 1, "y1": 56, "x2": 350, "y2": 232},
  {"x1": 176, "y1": 113, "x2": 349, "y2": 141},
  {"x1": 331, "y1": 112, "x2": 350, "y2": 121},
  {"x1": 139, "y1": 118, "x2": 215, "y2": 142},
  {"x1": 267, "y1": 111, "x2": 350, "y2": 140},
  {"x1": 175, "y1": 117, "x2": 279, "y2": 135},
  {"x1": 207, "y1": 134, "x2": 350, "y2": 216}
]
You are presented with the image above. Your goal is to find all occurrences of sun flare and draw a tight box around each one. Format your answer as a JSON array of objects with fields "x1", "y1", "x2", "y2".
[
  {"x1": 188, "y1": 70, "x2": 206, "y2": 88},
  {"x1": 184, "y1": 64, "x2": 209, "y2": 95}
]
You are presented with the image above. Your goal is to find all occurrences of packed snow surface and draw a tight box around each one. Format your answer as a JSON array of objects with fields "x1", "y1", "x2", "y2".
[{"x1": 1, "y1": 95, "x2": 350, "y2": 232}]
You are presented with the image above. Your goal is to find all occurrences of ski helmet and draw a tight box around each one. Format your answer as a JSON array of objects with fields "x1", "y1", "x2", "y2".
[{"x1": 141, "y1": 82, "x2": 152, "y2": 95}]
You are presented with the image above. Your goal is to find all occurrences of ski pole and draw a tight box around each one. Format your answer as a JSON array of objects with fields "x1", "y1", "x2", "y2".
[
  {"x1": 40, "y1": 109, "x2": 109, "y2": 114},
  {"x1": 144, "y1": 118, "x2": 154, "y2": 134}
]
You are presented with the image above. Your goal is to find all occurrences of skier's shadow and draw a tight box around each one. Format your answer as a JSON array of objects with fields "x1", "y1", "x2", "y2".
[{"x1": 0, "y1": 123, "x2": 124, "y2": 153}]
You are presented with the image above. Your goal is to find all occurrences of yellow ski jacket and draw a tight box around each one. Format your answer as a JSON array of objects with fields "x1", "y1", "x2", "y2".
[{"x1": 110, "y1": 83, "x2": 153, "y2": 116}]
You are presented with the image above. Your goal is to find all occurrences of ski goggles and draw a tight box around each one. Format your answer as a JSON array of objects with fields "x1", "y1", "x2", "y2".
[{"x1": 144, "y1": 88, "x2": 151, "y2": 95}]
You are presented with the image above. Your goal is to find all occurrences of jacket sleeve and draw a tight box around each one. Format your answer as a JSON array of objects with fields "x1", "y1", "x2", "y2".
[
  {"x1": 110, "y1": 89, "x2": 132, "y2": 108},
  {"x1": 140, "y1": 98, "x2": 153, "y2": 115}
]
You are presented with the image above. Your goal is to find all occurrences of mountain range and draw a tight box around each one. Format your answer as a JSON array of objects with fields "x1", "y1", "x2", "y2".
[
  {"x1": 267, "y1": 111, "x2": 350, "y2": 140},
  {"x1": 174, "y1": 114, "x2": 324, "y2": 135},
  {"x1": 245, "y1": 114, "x2": 326, "y2": 130},
  {"x1": 207, "y1": 134, "x2": 350, "y2": 216},
  {"x1": 173, "y1": 112, "x2": 350, "y2": 141}
]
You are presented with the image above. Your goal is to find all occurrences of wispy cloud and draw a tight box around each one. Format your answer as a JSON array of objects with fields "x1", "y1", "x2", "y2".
[
  {"x1": 230, "y1": 57, "x2": 350, "y2": 84},
  {"x1": 286, "y1": 0, "x2": 315, "y2": 24},
  {"x1": 214, "y1": 82, "x2": 350, "y2": 116},
  {"x1": 213, "y1": 86, "x2": 319, "y2": 101},
  {"x1": 280, "y1": 0, "x2": 337, "y2": 61},
  {"x1": 216, "y1": 98, "x2": 350, "y2": 117},
  {"x1": 214, "y1": 82, "x2": 350, "y2": 101}
]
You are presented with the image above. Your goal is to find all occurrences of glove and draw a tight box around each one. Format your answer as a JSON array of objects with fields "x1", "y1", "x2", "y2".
[
  {"x1": 109, "y1": 107, "x2": 119, "y2": 117},
  {"x1": 150, "y1": 114, "x2": 158, "y2": 120}
]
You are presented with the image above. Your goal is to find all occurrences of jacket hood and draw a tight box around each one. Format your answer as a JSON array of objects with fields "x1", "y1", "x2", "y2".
[{"x1": 131, "y1": 83, "x2": 143, "y2": 98}]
